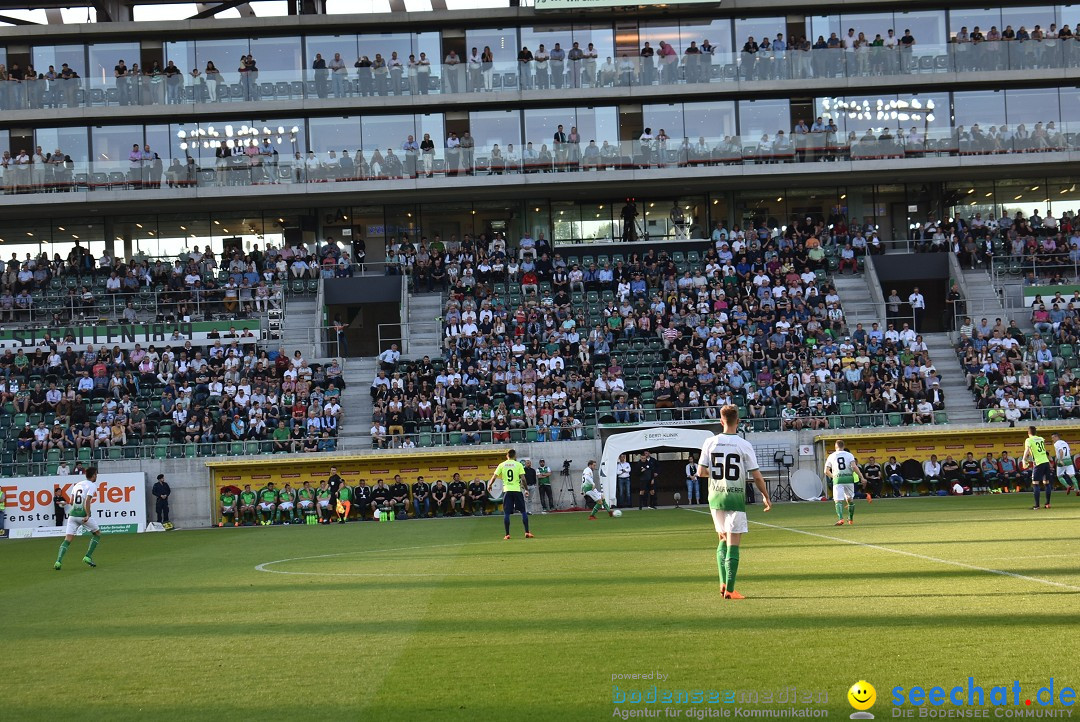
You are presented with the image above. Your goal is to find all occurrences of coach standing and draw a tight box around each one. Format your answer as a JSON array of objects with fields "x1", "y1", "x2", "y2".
[
  {"x1": 152, "y1": 474, "x2": 171, "y2": 529},
  {"x1": 523, "y1": 459, "x2": 537, "y2": 513}
]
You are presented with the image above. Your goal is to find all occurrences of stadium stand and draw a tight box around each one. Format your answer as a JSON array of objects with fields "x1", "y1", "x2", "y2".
[
  {"x1": 368, "y1": 218, "x2": 956, "y2": 447},
  {"x1": 0, "y1": 240, "x2": 351, "y2": 323},
  {"x1": 946, "y1": 209, "x2": 1080, "y2": 422},
  {"x1": 0, "y1": 244, "x2": 352, "y2": 477}
]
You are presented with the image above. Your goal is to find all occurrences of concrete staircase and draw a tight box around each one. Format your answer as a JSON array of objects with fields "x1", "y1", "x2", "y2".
[
  {"x1": 831, "y1": 271, "x2": 881, "y2": 329},
  {"x1": 404, "y1": 292, "x2": 443, "y2": 359},
  {"x1": 922, "y1": 332, "x2": 981, "y2": 424},
  {"x1": 278, "y1": 298, "x2": 320, "y2": 360},
  {"x1": 341, "y1": 355, "x2": 376, "y2": 434},
  {"x1": 960, "y1": 267, "x2": 1007, "y2": 327}
]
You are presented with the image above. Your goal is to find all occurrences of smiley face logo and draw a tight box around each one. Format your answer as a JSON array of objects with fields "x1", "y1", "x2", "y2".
[{"x1": 848, "y1": 680, "x2": 876, "y2": 712}]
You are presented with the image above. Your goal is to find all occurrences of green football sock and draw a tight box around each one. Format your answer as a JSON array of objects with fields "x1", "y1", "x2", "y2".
[
  {"x1": 56, "y1": 540, "x2": 70, "y2": 565},
  {"x1": 834, "y1": 501, "x2": 844, "y2": 520},
  {"x1": 274, "y1": 509, "x2": 281, "y2": 522},
  {"x1": 86, "y1": 535, "x2": 100, "y2": 559},
  {"x1": 592, "y1": 502, "x2": 605, "y2": 514},
  {"x1": 717, "y1": 541, "x2": 728, "y2": 586},
  {"x1": 725, "y1": 545, "x2": 740, "y2": 593},
  {"x1": 847, "y1": 501, "x2": 855, "y2": 521}
]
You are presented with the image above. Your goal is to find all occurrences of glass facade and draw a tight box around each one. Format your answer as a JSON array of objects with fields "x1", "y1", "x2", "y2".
[
  {"x1": 0, "y1": 5, "x2": 1079, "y2": 113},
  {"x1": 0, "y1": 83, "x2": 1074, "y2": 198},
  {"x1": 0, "y1": 4, "x2": 1078, "y2": 252}
]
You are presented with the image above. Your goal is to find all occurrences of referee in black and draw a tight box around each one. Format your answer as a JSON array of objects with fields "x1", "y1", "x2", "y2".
[{"x1": 327, "y1": 466, "x2": 344, "y2": 515}]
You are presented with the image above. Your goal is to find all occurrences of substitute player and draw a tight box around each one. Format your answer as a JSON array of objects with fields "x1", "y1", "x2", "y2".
[
  {"x1": 277, "y1": 483, "x2": 297, "y2": 524},
  {"x1": 1051, "y1": 433, "x2": 1079, "y2": 495},
  {"x1": 219, "y1": 486, "x2": 238, "y2": 527},
  {"x1": 490, "y1": 449, "x2": 533, "y2": 540},
  {"x1": 582, "y1": 460, "x2": 614, "y2": 520},
  {"x1": 297, "y1": 481, "x2": 317, "y2": 522},
  {"x1": 54, "y1": 466, "x2": 103, "y2": 570},
  {"x1": 238, "y1": 484, "x2": 258, "y2": 526},
  {"x1": 257, "y1": 482, "x2": 278, "y2": 525},
  {"x1": 316, "y1": 479, "x2": 333, "y2": 523},
  {"x1": 695, "y1": 405, "x2": 771, "y2": 600},
  {"x1": 1023, "y1": 426, "x2": 1053, "y2": 509},
  {"x1": 824, "y1": 440, "x2": 863, "y2": 526}
]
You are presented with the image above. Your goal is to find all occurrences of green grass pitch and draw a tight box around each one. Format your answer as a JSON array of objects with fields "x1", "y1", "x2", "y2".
[{"x1": 2, "y1": 495, "x2": 1079, "y2": 720}]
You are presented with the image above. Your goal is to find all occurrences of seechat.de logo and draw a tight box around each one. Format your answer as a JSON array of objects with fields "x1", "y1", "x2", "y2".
[{"x1": 849, "y1": 680, "x2": 877, "y2": 719}]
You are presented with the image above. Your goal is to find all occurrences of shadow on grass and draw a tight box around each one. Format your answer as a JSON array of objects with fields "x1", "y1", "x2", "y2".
[
  {"x1": 10, "y1": 611, "x2": 1079, "y2": 644},
  {"x1": 132, "y1": 565, "x2": 1080, "y2": 597}
]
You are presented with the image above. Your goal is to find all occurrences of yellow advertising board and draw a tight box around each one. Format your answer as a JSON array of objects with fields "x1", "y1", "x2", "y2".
[
  {"x1": 206, "y1": 449, "x2": 509, "y2": 511},
  {"x1": 814, "y1": 424, "x2": 1080, "y2": 463}
]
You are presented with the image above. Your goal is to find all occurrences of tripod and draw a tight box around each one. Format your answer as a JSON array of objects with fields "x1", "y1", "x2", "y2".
[{"x1": 555, "y1": 460, "x2": 578, "y2": 509}]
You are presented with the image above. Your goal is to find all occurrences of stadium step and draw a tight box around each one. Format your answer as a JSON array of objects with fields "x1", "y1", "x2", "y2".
[
  {"x1": 921, "y1": 332, "x2": 981, "y2": 423},
  {"x1": 831, "y1": 273, "x2": 882, "y2": 329},
  {"x1": 278, "y1": 298, "x2": 322, "y2": 360},
  {"x1": 405, "y1": 293, "x2": 444, "y2": 358},
  {"x1": 959, "y1": 268, "x2": 1028, "y2": 333}
]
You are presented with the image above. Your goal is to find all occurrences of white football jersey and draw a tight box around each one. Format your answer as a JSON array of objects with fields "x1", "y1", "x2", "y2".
[
  {"x1": 697, "y1": 433, "x2": 760, "y2": 511},
  {"x1": 68, "y1": 478, "x2": 96, "y2": 518},
  {"x1": 824, "y1": 450, "x2": 858, "y2": 483},
  {"x1": 1054, "y1": 439, "x2": 1071, "y2": 463}
]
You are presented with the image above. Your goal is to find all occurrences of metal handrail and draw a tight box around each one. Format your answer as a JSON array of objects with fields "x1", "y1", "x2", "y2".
[
  {"x1": 377, "y1": 320, "x2": 442, "y2": 355},
  {"x1": 592, "y1": 405, "x2": 952, "y2": 430},
  {"x1": 2, "y1": 286, "x2": 288, "y2": 327}
]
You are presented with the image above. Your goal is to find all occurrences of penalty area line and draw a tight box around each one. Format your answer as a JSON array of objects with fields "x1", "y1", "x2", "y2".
[{"x1": 681, "y1": 507, "x2": 1080, "y2": 592}]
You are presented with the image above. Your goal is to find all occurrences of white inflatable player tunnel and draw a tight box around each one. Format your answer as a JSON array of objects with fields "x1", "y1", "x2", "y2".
[{"x1": 598, "y1": 426, "x2": 716, "y2": 504}]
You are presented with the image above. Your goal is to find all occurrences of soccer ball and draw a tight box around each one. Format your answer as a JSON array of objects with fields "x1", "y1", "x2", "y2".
[{"x1": 612, "y1": 509, "x2": 623, "y2": 518}]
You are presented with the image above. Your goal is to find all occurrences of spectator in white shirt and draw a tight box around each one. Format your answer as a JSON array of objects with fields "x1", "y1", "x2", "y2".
[{"x1": 378, "y1": 344, "x2": 400, "y2": 372}]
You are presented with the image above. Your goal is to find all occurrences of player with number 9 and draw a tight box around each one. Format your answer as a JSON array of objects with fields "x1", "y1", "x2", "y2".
[
  {"x1": 695, "y1": 405, "x2": 771, "y2": 600},
  {"x1": 491, "y1": 448, "x2": 534, "y2": 540}
]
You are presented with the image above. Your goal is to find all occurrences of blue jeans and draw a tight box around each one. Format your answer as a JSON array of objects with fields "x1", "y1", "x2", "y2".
[
  {"x1": 685, "y1": 478, "x2": 700, "y2": 504},
  {"x1": 888, "y1": 474, "x2": 903, "y2": 495},
  {"x1": 414, "y1": 496, "x2": 431, "y2": 518},
  {"x1": 617, "y1": 476, "x2": 630, "y2": 506}
]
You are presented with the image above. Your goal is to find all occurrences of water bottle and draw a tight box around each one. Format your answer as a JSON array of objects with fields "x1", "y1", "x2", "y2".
[{"x1": 390, "y1": 509, "x2": 396, "y2": 522}]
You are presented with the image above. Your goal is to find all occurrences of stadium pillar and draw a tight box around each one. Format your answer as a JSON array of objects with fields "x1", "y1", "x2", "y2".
[{"x1": 93, "y1": 0, "x2": 134, "y2": 22}]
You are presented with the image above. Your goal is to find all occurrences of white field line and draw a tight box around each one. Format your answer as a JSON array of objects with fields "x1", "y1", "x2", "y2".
[{"x1": 682, "y1": 508, "x2": 1080, "y2": 592}]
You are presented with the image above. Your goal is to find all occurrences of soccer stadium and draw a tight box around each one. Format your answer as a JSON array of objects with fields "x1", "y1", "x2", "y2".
[{"x1": 1, "y1": 0, "x2": 1080, "y2": 718}]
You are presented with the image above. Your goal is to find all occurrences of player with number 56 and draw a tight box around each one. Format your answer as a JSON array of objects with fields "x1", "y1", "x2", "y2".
[{"x1": 695, "y1": 405, "x2": 771, "y2": 600}]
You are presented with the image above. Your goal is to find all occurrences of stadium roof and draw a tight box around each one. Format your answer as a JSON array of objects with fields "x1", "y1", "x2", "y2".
[{"x1": 0, "y1": 0, "x2": 528, "y2": 25}]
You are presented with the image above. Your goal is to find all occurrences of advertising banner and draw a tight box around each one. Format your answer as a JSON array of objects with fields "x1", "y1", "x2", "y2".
[{"x1": 0, "y1": 472, "x2": 147, "y2": 540}]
